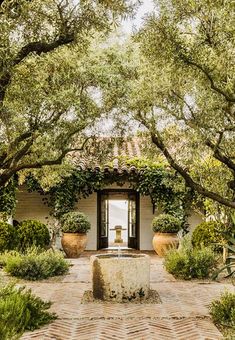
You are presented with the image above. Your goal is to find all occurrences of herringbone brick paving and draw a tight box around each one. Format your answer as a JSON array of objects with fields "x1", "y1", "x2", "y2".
[{"x1": 20, "y1": 251, "x2": 234, "y2": 340}]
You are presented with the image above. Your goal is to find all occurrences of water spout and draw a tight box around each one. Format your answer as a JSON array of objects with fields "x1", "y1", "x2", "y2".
[{"x1": 118, "y1": 245, "x2": 121, "y2": 259}]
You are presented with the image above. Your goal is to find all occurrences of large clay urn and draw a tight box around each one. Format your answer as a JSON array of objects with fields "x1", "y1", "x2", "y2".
[
  {"x1": 60, "y1": 211, "x2": 91, "y2": 258},
  {"x1": 151, "y1": 214, "x2": 181, "y2": 257},
  {"x1": 152, "y1": 232, "x2": 179, "y2": 257},
  {"x1": 61, "y1": 232, "x2": 88, "y2": 258}
]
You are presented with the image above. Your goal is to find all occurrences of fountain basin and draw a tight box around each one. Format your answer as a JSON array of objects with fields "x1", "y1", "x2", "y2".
[{"x1": 91, "y1": 254, "x2": 150, "y2": 302}]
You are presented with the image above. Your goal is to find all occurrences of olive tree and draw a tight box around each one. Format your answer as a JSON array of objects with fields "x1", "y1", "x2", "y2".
[
  {"x1": 128, "y1": 0, "x2": 235, "y2": 209},
  {"x1": 0, "y1": 0, "x2": 136, "y2": 187}
]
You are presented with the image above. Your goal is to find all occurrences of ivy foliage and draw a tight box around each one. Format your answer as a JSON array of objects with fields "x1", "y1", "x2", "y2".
[
  {"x1": 47, "y1": 170, "x2": 105, "y2": 219},
  {"x1": 127, "y1": 158, "x2": 194, "y2": 220},
  {"x1": 0, "y1": 178, "x2": 17, "y2": 217},
  {"x1": 26, "y1": 157, "x2": 193, "y2": 226}
]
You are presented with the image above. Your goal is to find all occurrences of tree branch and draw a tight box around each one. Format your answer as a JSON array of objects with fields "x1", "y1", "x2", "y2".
[
  {"x1": 8, "y1": 131, "x2": 33, "y2": 151},
  {"x1": 136, "y1": 111, "x2": 235, "y2": 209},
  {"x1": 178, "y1": 52, "x2": 235, "y2": 104},
  {"x1": 1, "y1": 135, "x2": 34, "y2": 169},
  {"x1": 0, "y1": 34, "x2": 75, "y2": 102},
  {"x1": 151, "y1": 132, "x2": 235, "y2": 208},
  {"x1": 14, "y1": 144, "x2": 88, "y2": 172},
  {"x1": 0, "y1": 138, "x2": 90, "y2": 187},
  {"x1": 205, "y1": 138, "x2": 235, "y2": 172},
  {"x1": 170, "y1": 91, "x2": 235, "y2": 172}
]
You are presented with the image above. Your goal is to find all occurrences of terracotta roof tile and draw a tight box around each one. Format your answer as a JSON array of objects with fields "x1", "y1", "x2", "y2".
[{"x1": 69, "y1": 137, "x2": 161, "y2": 175}]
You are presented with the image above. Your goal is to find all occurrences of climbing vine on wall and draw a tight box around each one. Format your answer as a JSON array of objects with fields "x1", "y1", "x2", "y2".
[
  {"x1": 25, "y1": 157, "x2": 194, "y2": 229},
  {"x1": 48, "y1": 171, "x2": 105, "y2": 219},
  {"x1": 0, "y1": 177, "x2": 17, "y2": 219},
  {"x1": 127, "y1": 158, "x2": 195, "y2": 227}
]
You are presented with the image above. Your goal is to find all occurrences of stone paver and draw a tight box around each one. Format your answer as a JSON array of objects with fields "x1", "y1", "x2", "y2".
[{"x1": 20, "y1": 251, "x2": 234, "y2": 340}]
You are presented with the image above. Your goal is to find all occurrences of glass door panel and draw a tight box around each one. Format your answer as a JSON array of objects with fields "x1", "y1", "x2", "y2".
[{"x1": 128, "y1": 193, "x2": 139, "y2": 249}]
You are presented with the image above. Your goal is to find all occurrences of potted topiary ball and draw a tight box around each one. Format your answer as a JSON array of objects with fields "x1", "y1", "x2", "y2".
[
  {"x1": 61, "y1": 211, "x2": 91, "y2": 258},
  {"x1": 151, "y1": 214, "x2": 182, "y2": 257}
]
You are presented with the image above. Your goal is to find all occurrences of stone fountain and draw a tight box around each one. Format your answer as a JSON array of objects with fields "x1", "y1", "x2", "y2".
[{"x1": 90, "y1": 253, "x2": 150, "y2": 302}]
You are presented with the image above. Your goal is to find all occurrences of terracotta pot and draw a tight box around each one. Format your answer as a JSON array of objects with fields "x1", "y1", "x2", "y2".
[
  {"x1": 152, "y1": 232, "x2": 179, "y2": 257},
  {"x1": 61, "y1": 233, "x2": 88, "y2": 258}
]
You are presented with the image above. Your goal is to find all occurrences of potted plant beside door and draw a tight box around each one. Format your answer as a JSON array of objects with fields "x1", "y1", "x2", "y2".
[
  {"x1": 61, "y1": 211, "x2": 91, "y2": 258},
  {"x1": 152, "y1": 214, "x2": 182, "y2": 257}
]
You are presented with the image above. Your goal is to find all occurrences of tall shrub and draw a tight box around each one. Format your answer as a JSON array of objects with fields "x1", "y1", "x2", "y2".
[
  {"x1": 18, "y1": 220, "x2": 50, "y2": 251},
  {"x1": 0, "y1": 222, "x2": 18, "y2": 253},
  {"x1": 192, "y1": 221, "x2": 231, "y2": 251}
]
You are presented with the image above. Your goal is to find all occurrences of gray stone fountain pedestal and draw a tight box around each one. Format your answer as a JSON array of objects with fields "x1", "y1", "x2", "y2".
[{"x1": 91, "y1": 254, "x2": 150, "y2": 302}]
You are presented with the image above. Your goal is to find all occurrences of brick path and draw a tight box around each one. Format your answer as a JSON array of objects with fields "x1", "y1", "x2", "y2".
[{"x1": 20, "y1": 251, "x2": 234, "y2": 340}]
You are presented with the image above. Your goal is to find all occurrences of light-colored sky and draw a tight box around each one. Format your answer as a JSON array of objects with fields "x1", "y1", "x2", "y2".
[{"x1": 122, "y1": 0, "x2": 155, "y2": 33}]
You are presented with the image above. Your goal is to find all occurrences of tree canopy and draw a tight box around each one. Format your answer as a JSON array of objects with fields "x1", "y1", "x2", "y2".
[
  {"x1": 0, "y1": 0, "x2": 234, "y2": 214},
  {"x1": 121, "y1": 0, "x2": 235, "y2": 209},
  {"x1": 0, "y1": 0, "x2": 135, "y2": 187}
]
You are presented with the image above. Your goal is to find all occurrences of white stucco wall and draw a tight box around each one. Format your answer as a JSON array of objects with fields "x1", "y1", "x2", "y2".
[
  {"x1": 15, "y1": 186, "x2": 52, "y2": 225},
  {"x1": 139, "y1": 196, "x2": 158, "y2": 250},
  {"x1": 75, "y1": 193, "x2": 97, "y2": 250},
  {"x1": 14, "y1": 185, "x2": 204, "y2": 251}
]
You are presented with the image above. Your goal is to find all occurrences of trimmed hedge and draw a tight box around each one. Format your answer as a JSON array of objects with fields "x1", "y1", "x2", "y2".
[
  {"x1": 0, "y1": 221, "x2": 18, "y2": 252},
  {"x1": 152, "y1": 214, "x2": 182, "y2": 233},
  {"x1": 61, "y1": 211, "x2": 91, "y2": 233},
  {"x1": 18, "y1": 220, "x2": 50, "y2": 251}
]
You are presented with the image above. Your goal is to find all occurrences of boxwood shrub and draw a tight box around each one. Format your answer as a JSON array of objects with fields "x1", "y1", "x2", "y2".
[
  {"x1": 0, "y1": 221, "x2": 18, "y2": 253},
  {"x1": 18, "y1": 220, "x2": 50, "y2": 251},
  {"x1": 152, "y1": 214, "x2": 182, "y2": 233},
  {"x1": 61, "y1": 211, "x2": 91, "y2": 233}
]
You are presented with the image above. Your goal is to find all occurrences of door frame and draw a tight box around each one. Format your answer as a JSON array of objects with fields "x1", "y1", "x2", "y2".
[{"x1": 97, "y1": 189, "x2": 140, "y2": 250}]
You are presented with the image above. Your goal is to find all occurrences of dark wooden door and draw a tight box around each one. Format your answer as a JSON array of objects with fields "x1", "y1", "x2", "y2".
[
  {"x1": 98, "y1": 193, "x2": 109, "y2": 249},
  {"x1": 128, "y1": 193, "x2": 139, "y2": 249}
]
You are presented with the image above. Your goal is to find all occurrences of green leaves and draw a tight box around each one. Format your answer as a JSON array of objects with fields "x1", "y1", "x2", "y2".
[
  {"x1": 152, "y1": 214, "x2": 182, "y2": 233},
  {"x1": 0, "y1": 178, "x2": 17, "y2": 215},
  {"x1": 0, "y1": 0, "x2": 136, "y2": 187},
  {"x1": 212, "y1": 214, "x2": 235, "y2": 282},
  {"x1": 119, "y1": 0, "x2": 235, "y2": 210},
  {"x1": 1, "y1": 248, "x2": 69, "y2": 281},
  {"x1": 0, "y1": 283, "x2": 57, "y2": 339},
  {"x1": 164, "y1": 237, "x2": 217, "y2": 279},
  {"x1": 0, "y1": 221, "x2": 18, "y2": 252},
  {"x1": 61, "y1": 211, "x2": 91, "y2": 233},
  {"x1": 18, "y1": 220, "x2": 50, "y2": 251},
  {"x1": 209, "y1": 291, "x2": 235, "y2": 328},
  {"x1": 212, "y1": 236, "x2": 235, "y2": 282}
]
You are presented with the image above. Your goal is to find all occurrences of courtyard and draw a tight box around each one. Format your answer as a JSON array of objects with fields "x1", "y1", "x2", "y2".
[
  {"x1": 19, "y1": 251, "x2": 234, "y2": 340},
  {"x1": 0, "y1": 0, "x2": 235, "y2": 338}
]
